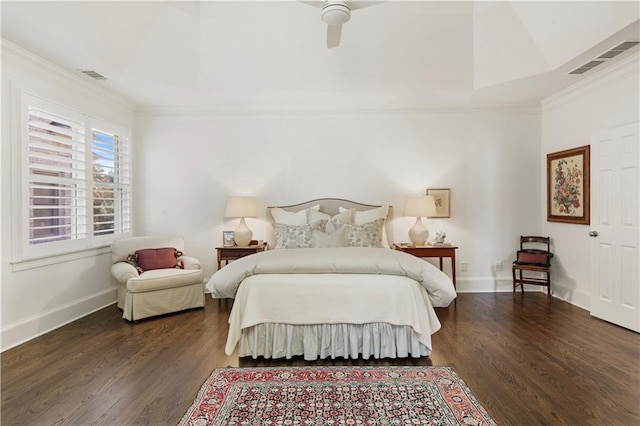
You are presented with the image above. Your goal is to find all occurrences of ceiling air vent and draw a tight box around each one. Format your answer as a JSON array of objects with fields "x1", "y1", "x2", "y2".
[
  {"x1": 569, "y1": 40, "x2": 639, "y2": 75},
  {"x1": 569, "y1": 60, "x2": 605, "y2": 75},
  {"x1": 78, "y1": 70, "x2": 107, "y2": 81}
]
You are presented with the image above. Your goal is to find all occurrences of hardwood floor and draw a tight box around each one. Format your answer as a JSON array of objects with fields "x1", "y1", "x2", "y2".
[{"x1": 2, "y1": 293, "x2": 639, "y2": 425}]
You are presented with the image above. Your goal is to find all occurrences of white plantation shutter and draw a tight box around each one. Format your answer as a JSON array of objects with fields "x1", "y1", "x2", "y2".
[
  {"x1": 92, "y1": 128, "x2": 131, "y2": 237},
  {"x1": 27, "y1": 107, "x2": 87, "y2": 244},
  {"x1": 16, "y1": 94, "x2": 132, "y2": 261}
]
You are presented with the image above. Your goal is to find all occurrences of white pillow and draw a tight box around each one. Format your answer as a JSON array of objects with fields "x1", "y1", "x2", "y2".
[
  {"x1": 271, "y1": 204, "x2": 320, "y2": 226},
  {"x1": 312, "y1": 227, "x2": 347, "y2": 248},
  {"x1": 308, "y1": 210, "x2": 331, "y2": 224},
  {"x1": 339, "y1": 205, "x2": 390, "y2": 248},
  {"x1": 341, "y1": 205, "x2": 388, "y2": 224}
]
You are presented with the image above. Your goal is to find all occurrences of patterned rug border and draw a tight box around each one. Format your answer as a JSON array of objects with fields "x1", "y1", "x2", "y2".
[{"x1": 180, "y1": 365, "x2": 496, "y2": 425}]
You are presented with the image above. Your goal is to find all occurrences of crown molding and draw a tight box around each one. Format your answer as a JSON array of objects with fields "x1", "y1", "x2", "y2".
[
  {"x1": 541, "y1": 52, "x2": 639, "y2": 112},
  {"x1": 135, "y1": 103, "x2": 541, "y2": 118},
  {"x1": 1, "y1": 38, "x2": 135, "y2": 114}
]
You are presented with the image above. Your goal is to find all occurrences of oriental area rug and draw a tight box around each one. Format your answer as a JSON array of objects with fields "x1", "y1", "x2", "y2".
[{"x1": 179, "y1": 366, "x2": 496, "y2": 425}]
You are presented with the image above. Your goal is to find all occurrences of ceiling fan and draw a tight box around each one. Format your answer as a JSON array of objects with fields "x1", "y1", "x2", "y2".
[{"x1": 301, "y1": 1, "x2": 383, "y2": 48}]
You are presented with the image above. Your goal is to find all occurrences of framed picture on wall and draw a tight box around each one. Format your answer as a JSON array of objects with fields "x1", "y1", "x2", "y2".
[
  {"x1": 426, "y1": 188, "x2": 451, "y2": 218},
  {"x1": 222, "y1": 231, "x2": 235, "y2": 247},
  {"x1": 547, "y1": 145, "x2": 590, "y2": 225}
]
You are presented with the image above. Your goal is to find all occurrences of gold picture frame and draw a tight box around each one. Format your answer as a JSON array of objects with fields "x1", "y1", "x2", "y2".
[
  {"x1": 547, "y1": 145, "x2": 590, "y2": 225},
  {"x1": 222, "y1": 231, "x2": 235, "y2": 247},
  {"x1": 426, "y1": 188, "x2": 451, "y2": 218}
]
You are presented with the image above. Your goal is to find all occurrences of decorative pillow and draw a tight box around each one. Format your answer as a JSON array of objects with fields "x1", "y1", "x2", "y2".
[
  {"x1": 308, "y1": 210, "x2": 331, "y2": 224},
  {"x1": 343, "y1": 219, "x2": 385, "y2": 248},
  {"x1": 340, "y1": 206, "x2": 390, "y2": 248},
  {"x1": 133, "y1": 248, "x2": 184, "y2": 271},
  {"x1": 515, "y1": 250, "x2": 553, "y2": 266},
  {"x1": 342, "y1": 205, "x2": 388, "y2": 224},
  {"x1": 126, "y1": 254, "x2": 144, "y2": 274},
  {"x1": 274, "y1": 220, "x2": 326, "y2": 249},
  {"x1": 325, "y1": 208, "x2": 355, "y2": 233},
  {"x1": 312, "y1": 227, "x2": 347, "y2": 248},
  {"x1": 271, "y1": 205, "x2": 321, "y2": 226}
]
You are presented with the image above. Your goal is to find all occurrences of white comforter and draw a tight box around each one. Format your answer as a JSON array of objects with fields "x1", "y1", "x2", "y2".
[
  {"x1": 206, "y1": 247, "x2": 457, "y2": 307},
  {"x1": 206, "y1": 247, "x2": 457, "y2": 357}
]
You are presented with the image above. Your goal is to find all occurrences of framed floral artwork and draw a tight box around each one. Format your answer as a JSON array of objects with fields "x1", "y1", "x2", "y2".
[
  {"x1": 426, "y1": 188, "x2": 451, "y2": 218},
  {"x1": 547, "y1": 145, "x2": 590, "y2": 225}
]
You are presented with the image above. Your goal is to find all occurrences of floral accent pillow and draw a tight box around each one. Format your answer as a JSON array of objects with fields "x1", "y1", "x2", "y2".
[
  {"x1": 343, "y1": 219, "x2": 385, "y2": 248},
  {"x1": 274, "y1": 221, "x2": 326, "y2": 249}
]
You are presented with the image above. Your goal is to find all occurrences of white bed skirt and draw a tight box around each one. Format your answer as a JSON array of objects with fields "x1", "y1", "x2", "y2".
[{"x1": 238, "y1": 322, "x2": 431, "y2": 361}]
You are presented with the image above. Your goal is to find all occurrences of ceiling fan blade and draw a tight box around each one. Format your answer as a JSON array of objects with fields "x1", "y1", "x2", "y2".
[
  {"x1": 348, "y1": 0, "x2": 386, "y2": 11},
  {"x1": 299, "y1": 1, "x2": 324, "y2": 8},
  {"x1": 327, "y1": 24, "x2": 342, "y2": 48}
]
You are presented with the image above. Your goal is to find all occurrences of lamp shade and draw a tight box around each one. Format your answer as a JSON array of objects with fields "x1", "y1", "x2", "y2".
[
  {"x1": 224, "y1": 197, "x2": 257, "y2": 218},
  {"x1": 403, "y1": 195, "x2": 437, "y2": 218}
]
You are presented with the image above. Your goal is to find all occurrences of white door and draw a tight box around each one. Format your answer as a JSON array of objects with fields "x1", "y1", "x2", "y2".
[{"x1": 590, "y1": 122, "x2": 639, "y2": 332}]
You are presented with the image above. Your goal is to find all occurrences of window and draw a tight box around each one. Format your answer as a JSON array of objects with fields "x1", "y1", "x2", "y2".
[
  {"x1": 15, "y1": 93, "x2": 131, "y2": 262},
  {"x1": 91, "y1": 128, "x2": 131, "y2": 238}
]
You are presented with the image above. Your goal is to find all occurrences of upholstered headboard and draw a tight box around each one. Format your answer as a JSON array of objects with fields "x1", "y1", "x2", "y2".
[{"x1": 266, "y1": 198, "x2": 394, "y2": 248}]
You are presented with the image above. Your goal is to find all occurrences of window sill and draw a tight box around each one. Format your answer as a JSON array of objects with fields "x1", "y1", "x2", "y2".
[{"x1": 10, "y1": 245, "x2": 112, "y2": 272}]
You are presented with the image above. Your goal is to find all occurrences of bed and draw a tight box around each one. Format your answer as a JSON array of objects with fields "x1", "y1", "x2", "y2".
[{"x1": 206, "y1": 199, "x2": 456, "y2": 361}]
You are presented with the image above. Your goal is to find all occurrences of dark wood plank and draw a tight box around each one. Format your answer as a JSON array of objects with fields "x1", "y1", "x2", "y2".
[{"x1": 2, "y1": 293, "x2": 639, "y2": 425}]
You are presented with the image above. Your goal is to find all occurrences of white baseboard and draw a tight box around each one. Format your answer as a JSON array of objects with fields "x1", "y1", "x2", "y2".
[
  {"x1": 456, "y1": 276, "x2": 551, "y2": 293},
  {"x1": 548, "y1": 283, "x2": 590, "y2": 311},
  {"x1": 1, "y1": 287, "x2": 118, "y2": 352}
]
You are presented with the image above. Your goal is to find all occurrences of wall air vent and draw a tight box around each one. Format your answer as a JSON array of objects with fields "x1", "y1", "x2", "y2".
[
  {"x1": 569, "y1": 40, "x2": 639, "y2": 75},
  {"x1": 78, "y1": 70, "x2": 107, "y2": 81}
]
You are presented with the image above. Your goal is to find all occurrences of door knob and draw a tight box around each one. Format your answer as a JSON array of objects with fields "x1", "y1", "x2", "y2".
[{"x1": 589, "y1": 231, "x2": 599, "y2": 237}]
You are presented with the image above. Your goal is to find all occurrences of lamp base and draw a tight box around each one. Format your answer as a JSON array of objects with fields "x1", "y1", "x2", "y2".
[
  {"x1": 233, "y1": 217, "x2": 253, "y2": 247},
  {"x1": 408, "y1": 217, "x2": 429, "y2": 246}
]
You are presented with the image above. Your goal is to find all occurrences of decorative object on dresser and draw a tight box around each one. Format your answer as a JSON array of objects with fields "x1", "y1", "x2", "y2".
[
  {"x1": 403, "y1": 194, "x2": 437, "y2": 246},
  {"x1": 224, "y1": 196, "x2": 258, "y2": 247},
  {"x1": 433, "y1": 230, "x2": 447, "y2": 244},
  {"x1": 179, "y1": 366, "x2": 496, "y2": 426},
  {"x1": 426, "y1": 188, "x2": 451, "y2": 218},
  {"x1": 110, "y1": 236, "x2": 204, "y2": 321},
  {"x1": 512, "y1": 235, "x2": 553, "y2": 295},
  {"x1": 216, "y1": 241, "x2": 267, "y2": 269}
]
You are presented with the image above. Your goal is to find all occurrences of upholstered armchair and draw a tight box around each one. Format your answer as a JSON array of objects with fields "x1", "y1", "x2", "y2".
[{"x1": 111, "y1": 236, "x2": 204, "y2": 321}]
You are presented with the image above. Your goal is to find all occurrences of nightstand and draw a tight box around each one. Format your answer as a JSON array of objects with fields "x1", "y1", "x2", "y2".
[
  {"x1": 216, "y1": 242, "x2": 267, "y2": 269},
  {"x1": 394, "y1": 243, "x2": 458, "y2": 289}
]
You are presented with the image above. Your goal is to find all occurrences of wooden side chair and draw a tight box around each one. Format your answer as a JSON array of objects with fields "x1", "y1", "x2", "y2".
[{"x1": 512, "y1": 236, "x2": 553, "y2": 295}]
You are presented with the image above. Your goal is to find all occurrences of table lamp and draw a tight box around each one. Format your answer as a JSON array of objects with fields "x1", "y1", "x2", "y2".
[
  {"x1": 224, "y1": 197, "x2": 257, "y2": 247},
  {"x1": 403, "y1": 195, "x2": 437, "y2": 246}
]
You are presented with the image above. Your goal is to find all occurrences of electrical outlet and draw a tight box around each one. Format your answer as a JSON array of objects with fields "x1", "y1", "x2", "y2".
[
  {"x1": 494, "y1": 261, "x2": 502, "y2": 272},
  {"x1": 460, "y1": 261, "x2": 468, "y2": 272}
]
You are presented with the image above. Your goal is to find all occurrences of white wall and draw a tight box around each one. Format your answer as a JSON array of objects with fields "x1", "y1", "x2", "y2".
[
  {"x1": 134, "y1": 108, "x2": 542, "y2": 292},
  {"x1": 541, "y1": 53, "x2": 640, "y2": 309},
  {"x1": 7, "y1": 40, "x2": 636, "y2": 351},
  {"x1": 1, "y1": 42, "x2": 134, "y2": 350}
]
